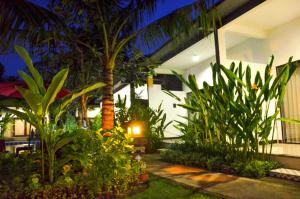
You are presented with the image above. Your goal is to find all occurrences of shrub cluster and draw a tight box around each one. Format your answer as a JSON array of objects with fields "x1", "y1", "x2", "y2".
[
  {"x1": 0, "y1": 126, "x2": 145, "y2": 198},
  {"x1": 160, "y1": 146, "x2": 281, "y2": 178}
]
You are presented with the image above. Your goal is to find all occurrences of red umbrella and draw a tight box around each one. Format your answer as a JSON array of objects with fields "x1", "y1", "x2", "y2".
[{"x1": 0, "y1": 81, "x2": 70, "y2": 99}]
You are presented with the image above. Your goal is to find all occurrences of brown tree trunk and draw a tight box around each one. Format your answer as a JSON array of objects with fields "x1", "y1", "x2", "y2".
[
  {"x1": 81, "y1": 94, "x2": 89, "y2": 127},
  {"x1": 130, "y1": 81, "x2": 135, "y2": 104},
  {"x1": 102, "y1": 66, "x2": 114, "y2": 130}
]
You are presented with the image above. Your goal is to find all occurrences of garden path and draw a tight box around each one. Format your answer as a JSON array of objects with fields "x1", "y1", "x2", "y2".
[{"x1": 144, "y1": 154, "x2": 300, "y2": 199}]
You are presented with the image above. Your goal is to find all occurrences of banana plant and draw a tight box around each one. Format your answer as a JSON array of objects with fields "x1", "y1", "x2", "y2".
[{"x1": 0, "y1": 46, "x2": 105, "y2": 183}]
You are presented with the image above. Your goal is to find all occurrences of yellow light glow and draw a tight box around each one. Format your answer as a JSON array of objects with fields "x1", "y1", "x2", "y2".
[
  {"x1": 147, "y1": 75, "x2": 153, "y2": 88},
  {"x1": 127, "y1": 127, "x2": 132, "y2": 135},
  {"x1": 133, "y1": 126, "x2": 141, "y2": 135}
]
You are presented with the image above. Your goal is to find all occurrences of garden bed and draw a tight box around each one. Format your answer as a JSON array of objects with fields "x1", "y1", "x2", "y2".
[{"x1": 160, "y1": 146, "x2": 281, "y2": 178}]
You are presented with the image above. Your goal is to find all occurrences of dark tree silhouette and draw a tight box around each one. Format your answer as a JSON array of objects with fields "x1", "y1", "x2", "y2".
[{"x1": 0, "y1": 62, "x2": 5, "y2": 81}]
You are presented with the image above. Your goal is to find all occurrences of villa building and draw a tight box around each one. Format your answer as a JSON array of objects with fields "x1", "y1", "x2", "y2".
[{"x1": 115, "y1": 0, "x2": 300, "y2": 168}]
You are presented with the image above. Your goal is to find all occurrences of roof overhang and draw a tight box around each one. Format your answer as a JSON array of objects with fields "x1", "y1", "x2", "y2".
[
  {"x1": 150, "y1": 0, "x2": 263, "y2": 68},
  {"x1": 155, "y1": 0, "x2": 300, "y2": 70}
]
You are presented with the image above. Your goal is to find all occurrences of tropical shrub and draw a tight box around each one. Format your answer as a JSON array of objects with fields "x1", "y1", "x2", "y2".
[
  {"x1": 90, "y1": 113, "x2": 102, "y2": 131},
  {"x1": 63, "y1": 113, "x2": 78, "y2": 133},
  {"x1": 0, "y1": 126, "x2": 145, "y2": 198},
  {"x1": 207, "y1": 157, "x2": 224, "y2": 171},
  {"x1": 0, "y1": 112, "x2": 13, "y2": 139},
  {"x1": 160, "y1": 148, "x2": 280, "y2": 178},
  {"x1": 83, "y1": 126, "x2": 144, "y2": 197},
  {"x1": 0, "y1": 153, "x2": 41, "y2": 198},
  {"x1": 0, "y1": 46, "x2": 105, "y2": 183},
  {"x1": 167, "y1": 57, "x2": 296, "y2": 160},
  {"x1": 115, "y1": 95, "x2": 171, "y2": 153}
]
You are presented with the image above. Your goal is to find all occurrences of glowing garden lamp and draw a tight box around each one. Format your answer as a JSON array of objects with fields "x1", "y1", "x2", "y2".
[
  {"x1": 127, "y1": 120, "x2": 145, "y2": 163},
  {"x1": 127, "y1": 120, "x2": 144, "y2": 138}
]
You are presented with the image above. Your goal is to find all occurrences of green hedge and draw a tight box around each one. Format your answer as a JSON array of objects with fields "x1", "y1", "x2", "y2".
[{"x1": 160, "y1": 149, "x2": 281, "y2": 178}]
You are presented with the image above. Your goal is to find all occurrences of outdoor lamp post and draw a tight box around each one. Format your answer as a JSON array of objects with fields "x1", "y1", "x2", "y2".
[
  {"x1": 127, "y1": 120, "x2": 149, "y2": 184},
  {"x1": 127, "y1": 120, "x2": 145, "y2": 159}
]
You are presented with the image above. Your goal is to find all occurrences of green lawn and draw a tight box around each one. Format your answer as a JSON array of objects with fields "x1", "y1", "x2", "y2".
[{"x1": 127, "y1": 176, "x2": 217, "y2": 199}]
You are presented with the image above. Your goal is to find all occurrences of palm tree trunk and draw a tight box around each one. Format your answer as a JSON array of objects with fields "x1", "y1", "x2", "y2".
[
  {"x1": 130, "y1": 81, "x2": 135, "y2": 104},
  {"x1": 102, "y1": 66, "x2": 114, "y2": 130},
  {"x1": 81, "y1": 94, "x2": 89, "y2": 127}
]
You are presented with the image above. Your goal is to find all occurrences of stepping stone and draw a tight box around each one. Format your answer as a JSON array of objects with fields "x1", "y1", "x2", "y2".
[{"x1": 270, "y1": 168, "x2": 300, "y2": 182}]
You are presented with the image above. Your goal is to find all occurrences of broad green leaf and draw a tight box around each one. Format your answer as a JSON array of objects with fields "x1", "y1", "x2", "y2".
[
  {"x1": 246, "y1": 65, "x2": 251, "y2": 89},
  {"x1": 42, "y1": 68, "x2": 69, "y2": 112},
  {"x1": 279, "y1": 117, "x2": 300, "y2": 125},
  {"x1": 18, "y1": 70, "x2": 40, "y2": 94},
  {"x1": 0, "y1": 98, "x2": 27, "y2": 108},
  {"x1": 15, "y1": 45, "x2": 46, "y2": 94},
  {"x1": 54, "y1": 136, "x2": 74, "y2": 153},
  {"x1": 265, "y1": 55, "x2": 274, "y2": 82},
  {"x1": 287, "y1": 57, "x2": 297, "y2": 81},
  {"x1": 220, "y1": 65, "x2": 246, "y2": 86},
  {"x1": 0, "y1": 107, "x2": 37, "y2": 127},
  {"x1": 163, "y1": 90, "x2": 181, "y2": 101},
  {"x1": 178, "y1": 104, "x2": 200, "y2": 112},
  {"x1": 16, "y1": 86, "x2": 43, "y2": 116},
  {"x1": 54, "y1": 82, "x2": 105, "y2": 123}
]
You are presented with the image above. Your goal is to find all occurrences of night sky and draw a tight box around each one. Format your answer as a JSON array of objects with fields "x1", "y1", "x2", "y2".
[{"x1": 0, "y1": 0, "x2": 195, "y2": 77}]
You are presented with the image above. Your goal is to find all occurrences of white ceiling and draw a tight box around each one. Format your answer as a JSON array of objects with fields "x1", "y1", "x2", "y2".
[
  {"x1": 227, "y1": 0, "x2": 300, "y2": 32},
  {"x1": 160, "y1": 0, "x2": 300, "y2": 70},
  {"x1": 161, "y1": 33, "x2": 216, "y2": 69}
]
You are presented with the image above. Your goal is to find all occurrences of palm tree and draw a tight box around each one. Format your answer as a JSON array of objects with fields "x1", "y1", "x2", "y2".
[
  {"x1": 50, "y1": 0, "x2": 219, "y2": 130},
  {"x1": 1, "y1": 0, "x2": 219, "y2": 130},
  {"x1": 0, "y1": 0, "x2": 65, "y2": 52}
]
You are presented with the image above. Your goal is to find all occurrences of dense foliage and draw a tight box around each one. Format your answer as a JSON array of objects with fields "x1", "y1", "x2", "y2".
[
  {"x1": 161, "y1": 58, "x2": 296, "y2": 178},
  {"x1": 160, "y1": 145, "x2": 281, "y2": 178},
  {"x1": 0, "y1": 112, "x2": 13, "y2": 139},
  {"x1": 115, "y1": 95, "x2": 171, "y2": 153},
  {"x1": 167, "y1": 57, "x2": 296, "y2": 161},
  {"x1": 0, "y1": 46, "x2": 105, "y2": 183},
  {"x1": 0, "y1": 125, "x2": 144, "y2": 198}
]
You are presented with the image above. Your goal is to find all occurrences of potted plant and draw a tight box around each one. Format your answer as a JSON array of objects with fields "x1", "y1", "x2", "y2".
[{"x1": 0, "y1": 112, "x2": 13, "y2": 152}]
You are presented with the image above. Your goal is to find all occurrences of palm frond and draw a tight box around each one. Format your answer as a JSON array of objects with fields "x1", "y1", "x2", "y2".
[{"x1": 0, "y1": 0, "x2": 65, "y2": 51}]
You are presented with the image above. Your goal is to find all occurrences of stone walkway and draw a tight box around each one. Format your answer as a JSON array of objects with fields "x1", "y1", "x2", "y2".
[{"x1": 144, "y1": 154, "x2": 300, "y2": 199}]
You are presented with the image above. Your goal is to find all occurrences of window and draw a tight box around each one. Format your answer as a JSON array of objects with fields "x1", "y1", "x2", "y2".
[{"x1": 154, "y1": 74, "x2": 183, "y2": 91}]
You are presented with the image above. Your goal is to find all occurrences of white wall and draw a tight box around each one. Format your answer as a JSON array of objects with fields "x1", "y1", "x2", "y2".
[
  {"x1": 216, "y1": 16, "x2": 300, "y2": 141},
  {"x1": 135, "y1": 85, "x2": 148, "y2": 100},
  {"x1": 87, "y1": 107, "x2": 101, "y2": 118},
  {"x1": 268, "y1": 17, "x2": 300, "y2": 66},
  {"x1": 113, "y1": 84, "x2": 149, "y2": 109},
  {"x1": 114, "y1": 84, "x2": 131, "y2": 108},
  {"x1": 224, "y1": 16, "x2": 300, "y2": 66},
  {"x1": 148, "y1": 84, "x2": 187, "y2": 137},
  {"x1": 183, "y1": 56, "x2": 216, "y2": 91}
]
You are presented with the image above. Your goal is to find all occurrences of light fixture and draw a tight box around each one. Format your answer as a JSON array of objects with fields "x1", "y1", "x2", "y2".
[
  {"x1": 192, "y1": 55, "x2": 200, "y2": 62},
  {"x1": 127, "y1": 120, "x2": 144, "y2": 138}
]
